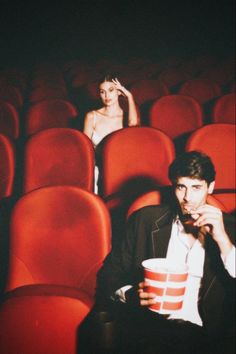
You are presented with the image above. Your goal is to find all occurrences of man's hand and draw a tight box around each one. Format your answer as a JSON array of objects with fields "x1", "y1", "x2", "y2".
[
  {"x1": 190, "y1": 204, "x2": 233, "y2": 257},
  {"x1": 138, "y1": 282, "x2": 156, "y2": 307}
]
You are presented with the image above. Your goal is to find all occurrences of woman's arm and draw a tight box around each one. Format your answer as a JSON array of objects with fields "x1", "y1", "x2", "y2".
[
  {"x1": 83, "y1": 111, "x2": 94, "y2": 139},
  {"x1": 112, "y1": 78, "x2": 140, "y2": 126}
]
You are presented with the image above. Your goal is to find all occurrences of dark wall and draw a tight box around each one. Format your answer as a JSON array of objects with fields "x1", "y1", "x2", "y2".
[{"x1": 0, "y1": 0, "x2": 235, "y2": 66}]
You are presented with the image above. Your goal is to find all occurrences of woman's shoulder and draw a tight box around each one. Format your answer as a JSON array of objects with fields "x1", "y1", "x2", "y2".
[{"x1": 84, "y1": 110, "x2": 95, "y2": 121}]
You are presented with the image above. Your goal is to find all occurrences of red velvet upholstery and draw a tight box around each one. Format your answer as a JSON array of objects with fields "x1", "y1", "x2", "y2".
[
  {"x1": 179, "y1": 78, "x2": 222, "y2": 104},
  {"x1": 28, "y1": 86, "x2": 68, "y2": 104},
  {"x1": 100, "y1": 127, "x2": 175, "y2": 208},
  {"x1": 0, "y1": 290, "x2": 92, "y2": 354},
  {"x1": 129, "y1": 79, "x2": 169, "y2": 105},
  {"x1": 149, "y1": 95, "x2": 203, "y2": 139},
  {"x1": 0, "y1": 100, "x2": 20, "y2": 139},
  {"x1": 0, "y1": 134, "x2": 15, "y2": 199},
  {"x1": 212, "y1": 93, "x2": 235, "y2": 124},
  {"x1": 127, "y1": 190, "x2": 228, "y2": 219},
  {"x1": 23, "y1": 128, "x2": 94, "y2": 193},
  {"x1": 5, "y1": 186, "x2": 111, "y2": 296},
  {"x1": 25, "y1": 99, "x2": 78, "y2": 136},
  {"x1": 185, "y1": 124, "x2": 235, "y2": 190},
  {"x1": 0, "y1": 84, "x2": 24, "y2": 110},
  {"x1": 157, "y1": 67, "x2": 192, "y2": 89},
  {"x1": 212, "y1": 193, "x2": 236, "y2": 214}
]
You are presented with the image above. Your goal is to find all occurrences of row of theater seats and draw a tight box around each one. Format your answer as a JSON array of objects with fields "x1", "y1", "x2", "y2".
[
  {"x1": 1, "y1": 124, "x2": 235, "y2": 212},
  {"x1": 0, "y1": 91, "x2": 235, "y2": 143},
  {"x1": 0, "y1": 57, "x2": 235, "y2": 352},
  {"x1": 0, "y1": 185, "x2": 233, "y2": 354},
  {"x1": 0, "y1": 54, "x2": 235, "y2": 140},
  {"x1": 0, "y1": 124, "x2": 235, "y2": 353}
]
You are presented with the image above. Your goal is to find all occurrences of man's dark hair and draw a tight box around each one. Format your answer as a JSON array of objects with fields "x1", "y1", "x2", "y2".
[{"x1": 168, "y1": 151, "x2": 216, "y2": 185}]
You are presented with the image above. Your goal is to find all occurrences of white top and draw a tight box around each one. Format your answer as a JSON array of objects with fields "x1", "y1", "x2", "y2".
[
  {"x1": 116, "y1": 218, "x2": 235, "y2": 326},
  {"x1": 91, "y1": 111, "x2": 104, "y2": 148}
]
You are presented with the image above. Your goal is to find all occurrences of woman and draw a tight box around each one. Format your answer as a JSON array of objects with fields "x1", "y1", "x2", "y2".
[{"x1": 83, "y1": 74, "x2": 140, "y2": 193}]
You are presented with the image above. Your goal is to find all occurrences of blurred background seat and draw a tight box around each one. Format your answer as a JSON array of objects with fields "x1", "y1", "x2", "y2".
[
  {"x1": 212, "y1": 93, "x2": 235, "y2": 124},
  {"x1": 0, "y1": 134, "x2": 15, "y2": 200},
  {"x1": 129, "y1": 79, "x2": 169, "y2": 104},
  {"x1": 148, "y1": 94, "x2": 203, "y2": 152},
  {"x1": 22, "y1": 128, "x2": 94, "y2": 194},
  {"x1": 0, "y1": 100, "x2": 20, "y2": 139},
  {"x1": 178, "y1": 78, "x2": 222, "y2": 105},
  {"x1": 185, "y1": 123, "x2": 236, "y2": 213},
  {"x1": 24, "y1": 98, "x2": 79, "y2": 136},
  {"x1": 0, "y1": 84, "x2": 24, "y2": 111}
]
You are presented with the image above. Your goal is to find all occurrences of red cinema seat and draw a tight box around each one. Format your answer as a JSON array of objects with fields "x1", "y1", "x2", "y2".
[
  {"x1": 157, "y1": 67, "x2": 192, "y2": 90},
  {"x1": 185, "y1": 124, "x2": 236, "y2": 213},
  {"x1": 0, "y1": 134, "x2": 15, "y2": 199},
  {"x1": 5, "y1": 185, "x2": 111, "y2": 297},
  {"x1": 28, "y1": 86, "x2": 68, "y2": 104},
  {"x1": 129, "y1": 79, "x2": 169, "y2": 106},
  {"x1": 212, "y1": 93, "x2": 235, "y2": 124},
  {"x1": 149, "y1": 95, "x2": 203, "y2": 139},
  {"x1": 179, "y1": 78, "x2": 222, "y2": 104},
  {"x1": 100, "y1": 127, "x2": 175, "y2": 210},
  {"x1": 25, "y1": 99, "x2": 78, "y2": 136},
  {"x1": 0, "y1": 84, "x2": 24, "y2": 110},
  {"x1": 0, "y1": 100, "x2": 20, "y2": 139},
  {"x1": 0, "y1": 291, "x2": 92, "y2": 354},
  {"x1": 23, "y1": 128, "x2": 94, "y2": 193}
]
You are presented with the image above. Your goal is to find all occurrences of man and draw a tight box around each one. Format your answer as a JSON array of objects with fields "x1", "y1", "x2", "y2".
[{"x1": 80, "y1": 151, "x2": 235, "y2": 354}]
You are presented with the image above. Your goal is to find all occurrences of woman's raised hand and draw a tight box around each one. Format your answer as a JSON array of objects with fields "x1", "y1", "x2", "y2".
[{"x1": 112, "y1": 78, "x2": 131, "y2": 97}]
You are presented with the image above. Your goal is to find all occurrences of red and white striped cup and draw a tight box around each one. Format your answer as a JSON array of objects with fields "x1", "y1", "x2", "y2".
[{"x1": 142, "y1": 258, "x2": 188, "y2": 314}]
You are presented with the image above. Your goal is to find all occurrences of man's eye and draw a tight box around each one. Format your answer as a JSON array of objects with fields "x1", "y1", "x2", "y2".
[
  {"x1": 176, "y1": 185, "x2": 184, "y2": 190},
  {"x1": 192, "y1": 186, "x2": 202, "y2": 190}
]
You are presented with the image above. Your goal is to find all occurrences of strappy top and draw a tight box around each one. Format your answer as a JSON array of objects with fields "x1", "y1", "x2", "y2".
[{"x1": 91, "y1": 111, "x2": 104, "y2": 148}]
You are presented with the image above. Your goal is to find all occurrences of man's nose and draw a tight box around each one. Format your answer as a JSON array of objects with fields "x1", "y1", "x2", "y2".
[{"x1": 183, "y1": 189, "x2": 191, "y2": 202}]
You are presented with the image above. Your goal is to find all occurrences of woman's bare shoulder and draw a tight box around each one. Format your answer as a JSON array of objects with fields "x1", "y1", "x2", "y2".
[{"x1": 84, "y1": 110, "x2": 95, "y2": 120}]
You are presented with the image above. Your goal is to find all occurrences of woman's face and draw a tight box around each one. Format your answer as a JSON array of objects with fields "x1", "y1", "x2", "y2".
[{"x1": 99, "y1": 81, "x2": 119, "y2": 106}]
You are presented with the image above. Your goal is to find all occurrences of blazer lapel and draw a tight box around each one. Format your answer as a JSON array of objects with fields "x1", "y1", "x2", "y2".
[{"x1": 150, "y1": 211, "x2": 173, "y2": 258}]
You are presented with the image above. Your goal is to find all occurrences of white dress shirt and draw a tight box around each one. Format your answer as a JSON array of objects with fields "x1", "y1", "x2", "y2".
[{"x1": 116, "y1": 218, "x2": 235, "y2": 326}]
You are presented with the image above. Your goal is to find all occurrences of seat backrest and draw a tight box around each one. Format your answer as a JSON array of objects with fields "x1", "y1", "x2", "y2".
[
  {"x1": 25, "y1": 99, "x2": 78, "y2": 136},
  {"x1": 149, "y1": 95, "x2": 203, "y2": 139},
  {"x1": 179, "y1": 78, "x2": 222, "y2": 104},
  {"x1": 212, "y1": 93, "x2": 235, "y2": 124},
  {"x1": 185, "y1": 124, "x2": 235, "y2": 190},
  {"x1": 0, "y1": 291, "x2": 92, "y2": 354},
  {"x1": 129, "y1": 79, "x2": 169, "y2": 105},
  {"x1": 28, "y1": 86, "x2": 68, "y2": 104},
  {"x1": 0, "y1": 84, "x2": 24, "y2": 110},
  {"x1": 100, "y1": 127, "x2": 175, "y2": 206},
  {"x1": 0, "y1": 100, "x2": 20, "y2": 139},
  {"x1": 157, "y1": 67, "x2": 192, "y2": 89},
  {"x1": 5, "y1": 186, "x2": 111, "y2": 296},
  {"x1": 23, "y1": 128, "x2": 94, "y2": 193},
  {"x1": 0, "y1": 134, "x2": 15, "y2": 199},
  {"x1": 127, "y1": 189, "x2": 228, "y2": 219}
]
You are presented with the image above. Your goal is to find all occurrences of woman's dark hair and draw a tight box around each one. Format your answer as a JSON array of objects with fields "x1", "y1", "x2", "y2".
[
  {"x1": 168, "y1": 151, "x2": 216, "y2": 185},
  {"x1": 98, "y1": 73, "x2": 117, "y2": 85}
]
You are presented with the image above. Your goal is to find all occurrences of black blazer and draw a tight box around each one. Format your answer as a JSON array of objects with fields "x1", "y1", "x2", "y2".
[{"x1": 96, "y1": 205, "x2": 235, "y2": 336}]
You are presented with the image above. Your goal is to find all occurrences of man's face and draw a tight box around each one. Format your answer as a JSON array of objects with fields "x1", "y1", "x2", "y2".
[{"x1": 174, "y1": 177, "x2": 215, "y2": 215}]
